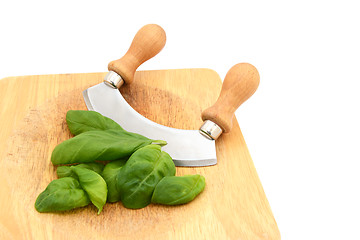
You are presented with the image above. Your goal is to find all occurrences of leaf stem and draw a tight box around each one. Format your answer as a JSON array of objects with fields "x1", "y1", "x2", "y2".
[{"x1": 152, "y1": 140, "x2": 167, "y2": 147}]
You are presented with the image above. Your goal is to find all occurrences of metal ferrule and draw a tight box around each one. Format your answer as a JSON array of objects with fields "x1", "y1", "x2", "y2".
[
  {"x1": 104, "y1": 71, "x2": 124, "y2": 89},
  {"x1": 199, "y1": 120, "x2": 223, "y2": 140}
]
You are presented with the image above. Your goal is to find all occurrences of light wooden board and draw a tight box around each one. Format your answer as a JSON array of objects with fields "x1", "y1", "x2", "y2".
[{"x1": 0, "y1": 69, "x2": 280, "y2": 240}]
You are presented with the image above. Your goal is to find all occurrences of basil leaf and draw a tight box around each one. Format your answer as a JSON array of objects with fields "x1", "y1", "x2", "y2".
[
  {"x1": 71, "y1": 166, "x2": 107, "y2": 214},
  {"x1": 102, "y1": 159, "x2": 127, "y2": 202},
  {"x1": 151, "y1": 175, "x2": 205, "y2": 205},
  {"x1": 51, "y1": 129, "x2": 156, "y2": 165},
  {"x1": 57, "y1": 163, "x2": 105, "y2": 178},
  {"x1": 66, "y1": 110, "x2": 123, "y2": 135},
  {"x1": 117, "y1": 145, "x2": 176, "y2": 209},
  {"x1": 35, "y1": 177, "x2": 90, "y2": 212},
  {"x1": 56, "y1": 166, "x2": 76, "y2": 179}
]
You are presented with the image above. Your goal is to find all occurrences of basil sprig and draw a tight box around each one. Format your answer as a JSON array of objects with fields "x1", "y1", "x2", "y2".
[{"x1": 35, "y1": 110, "x2": 205, "y2": 214}]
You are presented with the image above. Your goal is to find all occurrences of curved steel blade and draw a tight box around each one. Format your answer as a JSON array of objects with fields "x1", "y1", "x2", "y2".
[{"x1": 83, "y1": 83, "x2": 217, "y2": 166}]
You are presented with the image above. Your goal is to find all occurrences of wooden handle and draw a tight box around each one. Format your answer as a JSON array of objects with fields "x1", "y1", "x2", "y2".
[
  {"x1": 108, "y1": 24, "x2": 166, "y2": 84},
  {"x1": 201, "y1": 63, "x2": 260, "y2": 133}
]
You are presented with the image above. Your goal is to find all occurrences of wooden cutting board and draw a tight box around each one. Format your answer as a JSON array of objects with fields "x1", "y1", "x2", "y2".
[{"x1": 0, "y1": 69, "x2": 280, "y2": 240}]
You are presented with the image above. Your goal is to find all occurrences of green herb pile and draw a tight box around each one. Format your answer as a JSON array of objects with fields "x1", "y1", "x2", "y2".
[{"x1": 35, "y1": 110, "x2": 205, "y2": 214}]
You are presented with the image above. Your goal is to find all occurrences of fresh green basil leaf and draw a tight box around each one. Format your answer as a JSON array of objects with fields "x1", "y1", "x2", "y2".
[
  {"x1": 102, "y1": 159, "x2": 127, "y2": 202},
  {"x1": 56, "y1": 166, "x2": 77, "y2": 179},
  {"x1": 66, "y1": 110, "x2": 123, "y2": 135},
  {"x1": 35, "y1": 177, "x2": 90, "y2": 212},
  {"x1": 117, "y1": 145, "x2": 175, "y2": 209},
  {"x1": 70, "y1": 166, "x2": 107, "y2": 214},
  {"x1": 57, "y1": 163, "x2": 105, "y2": 178},
  {"x1": 51, "y1": 129, "x2": 157, "y2": 165},
  {"x1": 79, "y1": 162, "x2": 105, "y2": 175},
  {"x1": 151, "y1": 175, "x2": 205, "y2": 205}
]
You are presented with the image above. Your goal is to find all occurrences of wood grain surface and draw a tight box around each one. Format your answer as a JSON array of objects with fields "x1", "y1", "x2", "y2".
[{"x1": 0, "y1": 69, "x2": 280, "y2": 240}]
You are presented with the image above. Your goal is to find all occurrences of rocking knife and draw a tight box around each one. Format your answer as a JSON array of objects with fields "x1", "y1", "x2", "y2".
[{"x1": 83, "y1": 25, "x2": 259, "y2": 167}]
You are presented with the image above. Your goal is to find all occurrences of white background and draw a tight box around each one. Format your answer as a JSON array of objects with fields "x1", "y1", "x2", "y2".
[{"x1": 1, "y1": 1, "x2": 359, "y2": 239}]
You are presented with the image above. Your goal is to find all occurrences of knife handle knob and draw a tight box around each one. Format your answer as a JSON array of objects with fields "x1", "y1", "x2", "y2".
[
  {"x1": 108, "y1": 24, "x2": 166, "y2": 85},
  {"x1": 201, "y1": 63, "x2": 260, "y2": 134}
]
